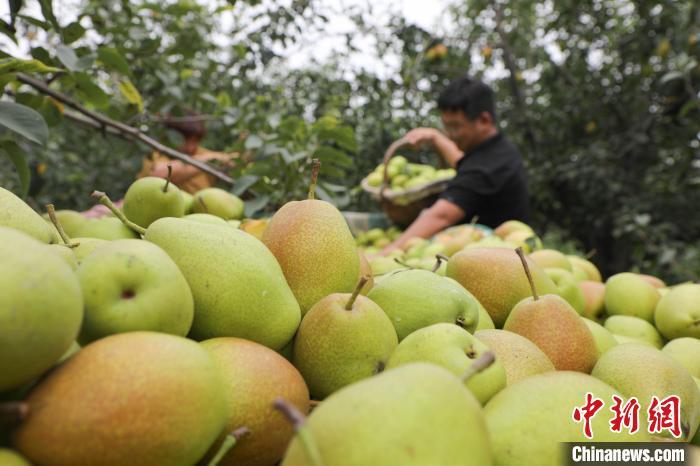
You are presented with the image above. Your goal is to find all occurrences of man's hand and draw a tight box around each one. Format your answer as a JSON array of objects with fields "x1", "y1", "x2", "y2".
[
  {"x1": 403, "y1": 127, "x2": 440, "y2": 150},
  {"x1": 403, "y1": 128, "x2": 463, "y2": 168}
]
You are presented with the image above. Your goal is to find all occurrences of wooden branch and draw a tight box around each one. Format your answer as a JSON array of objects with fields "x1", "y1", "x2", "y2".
[{"x1": 15, "y1": 73, "x2": 234, "y2": 185}]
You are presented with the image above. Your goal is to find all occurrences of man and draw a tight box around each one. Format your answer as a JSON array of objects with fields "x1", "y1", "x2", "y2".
[{"x1": 380, "y1": 75, "x2": 530, "y2": 254}]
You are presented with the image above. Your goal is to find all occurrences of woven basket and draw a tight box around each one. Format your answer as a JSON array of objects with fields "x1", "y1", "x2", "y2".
[{"x1": 360, "y1": 136, "x2": 451, "y2": 227}]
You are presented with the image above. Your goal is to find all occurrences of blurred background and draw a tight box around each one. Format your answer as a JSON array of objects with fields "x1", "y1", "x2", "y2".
[{"x1": 1, "y1": 0, "x2": 699, "y2": 281}]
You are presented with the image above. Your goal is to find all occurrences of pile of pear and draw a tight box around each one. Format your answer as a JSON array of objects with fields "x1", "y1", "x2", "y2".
[
  {"x1": 1, "y1": 170, "x2": 699, "y2": 466},
  {"x1": 364, "y1": 155, "x2": 456, "y2": 192}
]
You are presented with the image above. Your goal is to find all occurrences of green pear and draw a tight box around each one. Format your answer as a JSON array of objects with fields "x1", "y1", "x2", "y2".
[
  {"x1": 485, "y1": 371, "x2": 651, "y2": 466},
  {"x1": 494, "y1": 219, "x2": 533, "y2": 239},
  {"x1": 544, "y1": 267, "x2": 586, "y2": 315},
  {"x1": 529, "y1": 249, "x2": 572, "y2": 271},
  {"x1": 368, "y1": 256, "x2": 405, "y2": 276},
  {"x1": 662, "y1": 338, "x2": 700, "y2": 378},
  {"x1": 77, "y1": 239, "x2": 194, "y2": 344},
  {"x1": 47, "y1": 244, "x2": 78, "y2": 270},
  {"x1": 579, "y1": 280, "x2": 606, "y2": 320},
  {"x1": 604, "y1": 315, "x2": 663, "y2": 348},
  {"x1": 0, "y1": 187, "x2": 57, "y2": 243},
  {"x1": 581, "y1": 318, "x2": 618, "y2": 357},
  {"x1": 181, "y1": 191, "x2": 194, "y2": 213},
  {"x1": 123, "y1": 176, "x2": 185, "y2": 227},
  {"x1": 42, "y1": 209, "x2": 87, "y2": 238},
  {"x1": 464, "y1": 236, "x2": 510, "y2": 249},
  {"x1": 475, "y1": 304, "x2": 495, "y2": 330},
  {"x1": 200, "y1": 337, "x2": 310, "y2": 466},
  {"x1": 592, "y1": 343, "x2": 700, "y2": 441},
  {"x1": 567, "y1": 255, "x2": 602, "y2": 282},
  {"x1": 13, "y1": 332, "x2": 228, "y2": 466},
  {"x1": 570, "y1": 264, "x2": 589, "y2": 281},
  {"x1": 192, "y1": 187, "x2": 244, "y2": 220},
  {"x1": 367, "y1": 270, "x2": 480, "y2": 340},
  {"x1": 293, "y1": 280, "x2": 398, "y2": 399},
  {"x1": 604, "y1": 272, "x2": 660, "y2": 322},
  {"x1": 144, "y1": 218, "x2": 300, "y2": 350},
  {"x1": 612, "y1": 334, "x2": 657, "y2": 347},
  {"x1": 281, "y1": 363, "x2": 492, "y2": 466},
  {"x1": 76, "y1": 217, "x2": 140, "y2": 240},
  {"x1": 71, "y1": 237, "x2": 107, "y2": 262},
  {"x1": 227, "y1": 219, "x2": 241, "y2": 228},
  {"x1": 504, "y1": 231, "x2": 542, "y2": 253},
  {"x1": 0, "y1": 449, "x2": 31, "y2": 466},
  {"x1": 184, "y1": 213, "x2": 229, "y2": 225},
  {"x1": 0, "y1": 227, "x2": 83, "y2": 392},
  {"x1": 387, "y1": 323, "x2": 506, "y2": 404},
  {"x1": 654, "y1": 283, "x2": 700, "y2": 339},
  {"x1": 475, "y1": 329, "x2": 554, "y2": 385}
]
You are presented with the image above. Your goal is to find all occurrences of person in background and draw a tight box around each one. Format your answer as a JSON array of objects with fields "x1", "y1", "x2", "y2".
[{"x1": 379, "y1": 75, "x2": 531, "y2": 255}]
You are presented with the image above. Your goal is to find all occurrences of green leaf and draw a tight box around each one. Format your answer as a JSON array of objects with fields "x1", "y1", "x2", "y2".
[
  {"x1": 17, "y1": 14, "x2": 49, "y2": 29},
  {"x1": 118, "y1": 79, "x2": 143, "y2": 112},
  {"x1": 0, "y1": 57, "x2": 62, "y2": 76},
  {"x1": 9, "y1": 0, "x2": 23, "y2": 28},
  {"x1": 0, "y1": 140, "x2": 30, "y2": 198},
  {"x1": 244, "y1": 195, "x2": 270, "y2": 217},
  {"x1": 0, "y1": 20, "x2": 18, "y2": 44},
  {"x1": 56, "y1": 45, "x2": 80, "y2": 71},
  {"x1": 245, "y1": 134, "x2": 263, "y2": 150},
  {"x1": 38, "y1": 0, "x2": 60, "y2": 33},
  {"x1": 97, "y1": 47, "x2": 131, "y2": 76},
  {"x1": 73, "y1": 73, "x2": 110, "y2": 108},
  {"x1": 231, "y1": 175, "x2": 260, "y2": 196},
  {"x1": 62, "y1": 21, "x2": 85, "y2": 44},
  {"x1": 0, "y1": 101, "x2": 48, "y2": 145}
]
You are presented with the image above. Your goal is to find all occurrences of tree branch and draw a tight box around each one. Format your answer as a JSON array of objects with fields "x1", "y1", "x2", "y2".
[{"x1": 15, "y1": 73, "x2": 234, "y2": 185}]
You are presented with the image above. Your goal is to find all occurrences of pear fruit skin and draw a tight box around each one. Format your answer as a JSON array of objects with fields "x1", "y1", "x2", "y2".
[
  {"x1": 388, "y1": 323, "x2": 506, "y2": 404},
  {"x1": 367, "y1": 270, "x2": 480, "y2": 340},
  {"x1": 145, "y1": 218, "x2": 300, "y2": 350},
  {"x1": 662, "y1": 338, "x2": 700, "y2": 378},
  {"x1": 200, "y1": 338, "x2": 310, "y2": 466},
  {"x1": 77, "y1": 239, "x2": 194, "y2": 344},
  {"x1": 182, "y1": 191, "x2": 194, "y2": 213},
  {"x1": 494, "y1": 219, "x2": 533, "y2": 238},
  {"x1": 184, "y1": 212, "x2": 229, "y2": 225},
  {"x1": 592, "y1": 343, "x2": 700, "y2": 441},
  {"x1": 485, "y1": 371, "x2": 651, "y2": 466},
  {"x1": 475, "y1": 329, "x2": 554, "y2": 385},
  {"x1": 0, "y1": 227, "x2": 83, "y2": 392},
  {"x1": 192, "y1": 187, "x2": 244, "y2": 220},
  {"x1": 529, "y1": 249, "x2": 572, "y2": 271},
  {"x1": 358, "y1": 252, "x2": 374, "y2": 295},
  {"x1": 447, "y1": 248, "x2": 558, "y2": 327},
  {"x1": 567, "y1": 255, "x2": 602, "y2": 282},
  {"x1": 582, "y1": 318, "x2": 618, "y2": 357},
  {"x1": 76, "y1": 217, "x2": 139, "y2": 240},
  {"x1": 263, "y1": 199, "x2": 360, "y2": 314},
  {"x1": 604, "y1": 272, "x2": 660, "y2": 322},
  {"x1": 47, "y1": 244, "x2": 78, "y2": 270},
  {"x1": 654, "y1": 283, "x2": 700, "y2": 339},
  {"x1": 504, "y1": 294, "x2": 598, "y2": 372},
  {"x1": 0, "y1": 186, "x2": 57, "y2": 243},
  {"x1": 475, "y1": 304, "x2": 496, "y2": 330},
  {"x1": 603, "y1": 315, "x2": 663, "y2": 348},
  {"x1": 544, "y1": 267, "x2": 586, "y2": 315},
  {"x1": 0, "y1": 449, "x2": 31, "y2": 466},
  {"x1": 293, "y1": 293, "x2": 397, "y2": 399},
  {"x1": 71, "y1": 237, "x2": 107, "y2": 262},
  {"x1": 42, "y1": 209, "x2": 87, "y2": 237},
  {"x1": 123, "y1": 176, "x2": 185, "y2": 227},
  {"x1": 13, "y1": 332, "x2": 228, "y2": 466},
  {"x1": 281, "y1": 363, "x2": 493, "y2": 466},
  {"x1": 579, "y1": 280, "x2": 606, "y2": 319}
]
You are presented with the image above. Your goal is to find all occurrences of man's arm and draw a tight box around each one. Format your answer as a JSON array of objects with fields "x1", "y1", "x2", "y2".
[
  {"x1": 379, "y1": 199, "x2": 465, "y2": 255},
  {"x1": 403, "y1": 128, "x2": 463, "y2": 168}
]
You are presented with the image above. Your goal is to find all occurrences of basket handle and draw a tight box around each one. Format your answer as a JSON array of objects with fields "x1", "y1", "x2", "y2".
[{"x1": 379, "y1": 136, "x2": 411, "y2": 202}]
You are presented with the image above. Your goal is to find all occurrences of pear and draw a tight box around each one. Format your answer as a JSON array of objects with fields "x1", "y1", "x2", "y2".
[
  {"x1": 192, "y1": 187, "x2": 244, "y2": 220},
  {"x1": 76, "y1": 217, "x2": 140, "y2": 240},
  {"x1": 567, "y1": 255, "x2": 602, "y2": 282},
  {"x1": 47, "y1": 244, "x2": 78, "y2": 270},
  {"x1": 503, "y1": 249, "x2": 598, "y2": 372},
  {"x1": 42, "y1": 209, "x2": 86, "y2": 237},
  {"x1": 544, "y1": 267, "x2": 586, "y2": 315},
  {"x1": 529, "y1": 249, "x2": 572, "y2": 271},
  {"x1": 494, "y1": 219, "x2": 533, "y2": 239},
  {"x1": 579, "y1": 280, "x2": 606, "y2": 320},
  {"x1": 388, "y1": 323, "x2": 506, "y2": 404},
  {"x1": 654, "y1": 283, "x2": 700, "y2": 339},
  {"x1": 184, "y1": 212, "x2": 229, "y2": 225},
  {"x1": 604, "y1": 315, "x2": 663, "y2": 348},
  {"x1": 123, "y1": 172, "x2": 185, "y2": 228},
  {"x1": 293, "y1": 278, "x2": 398, "y2": 399},
  {"x1": 368, "y1": 256, "x2": 405, "y2": 276},
  {"x1": 447, "y1": 247, "x2": 558, "y2": 327},
  {"x1": 13, "y1": 332, "x2": 229, "y2": 466},
  {"x1": 581, "y1": 318, "x2": 618, "y2": 357},
  {"x1": 592, "y1": 343, "x2": 700, "y2": 441},
  {"x1": 200, "y1": 338, "x2": 310, "y2": 466},
  {"x1": 0, "y1": 449, "x2": 31, "y2": 466},
  {"x1": 604, "y1": 272, "x2": 660, "y2": 322},
  {"x1": 475, "y1": 329, "x2": 554, "y2": 385},
  {"x1": 504, "y1": 230, "x2": 541, "y2": 253},
  {"x1": 662, "y1": 338, "x2": 700, "y2": 378},
  {"x1": 181, "y1": 191, "x2": 194, "y2": 213},
  {"x1": 485, "y1": 371, "x2": 651, "y2": 466},
  {"x1": 281, "y1": 363, "x2": 493, "y2": 466},
  {"x1": 77, "y1": 239, "x2": 194, "y2": 344},
  {"x1": 239, "y1": 218, "x2": 269, "y2": 240},
  {"x1": 443, "y1": 227, "x2": 483, "y2": 256},
  {"x1": 638, "y1": 274, "x2": 666, "y2": 289},
  {"x1": 357, "y1": 252, "x2": 374, "y2": 295},
  {"x1": 71, "y1": 237, "x2": 107, "y2": 262},
  {"x1": 0, "y1": 187, "x2": 57, "y2": 243},
  {"x1": 263, "y1": 163, "x2": 360, "y2": 314},
  {"x1": 0, "y1": 227, "x2": 83, "y2": 392},
  {"x1": 367, "y1": 269, "x2": 480, "y2": 340},
  {"x1": 475, "y1": 304, "x2": 495, "y2": 330}
]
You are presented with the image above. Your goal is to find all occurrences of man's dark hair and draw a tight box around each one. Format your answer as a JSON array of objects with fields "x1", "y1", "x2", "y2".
[
  {"x1": 437, "y1": 75, "x2": 496, "y2": 121},
  {"x1": 162, "y1": 111, "x2": 206, "y2": 139}
]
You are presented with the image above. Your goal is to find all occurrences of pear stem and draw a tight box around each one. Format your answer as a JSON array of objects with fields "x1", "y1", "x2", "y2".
[
  {"x1": 197, "y1": 196, "x2": 208, "y2": 212},
  {"x1": 515, "y1": 247, "x2": 538, "y2": 301},
  {"x1": 163, "y1": 164, "x2": 173, "y2": 193},
  {"x1": 274, "y1": 398, "x2": 324, "y2": 466},
  {"x1": 393, "y1": 257, "x2": 412, "y2": 269},
  {"x1": 585, "y1": 248, "x2": 597, "y2": 260},
  {"x1": 207, "y1": 427, "x2": 251, "y2": 466},
  {"x1": 45, "y1": 203, "x2": 78, "y2": 248},
  {"x1": 307, "y1": 159, "x2": 320, "y2": 200},
  {"x1": 0, "y1": 402, "x2": 29, "y2": 426},
  {"x1": 432, "y1": 254, "x2": 449, "y2": 273},
  {"x1": 469, "y1": 215, "x2": 479, "y2": 227},
  {"x1": 345, "y1": 276, "x2": 369, "y2": 310},
  {"x1": 461, "y1": 351, "x2": 496, "y2": 382},
  {"x1": 90, "y1": 191, "x2": 146, "y2": 235}
]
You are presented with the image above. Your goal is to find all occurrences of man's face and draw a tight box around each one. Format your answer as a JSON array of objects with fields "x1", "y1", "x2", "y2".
[{"x1": 441, "y1": 110, "x2": 488, "y2": 152}]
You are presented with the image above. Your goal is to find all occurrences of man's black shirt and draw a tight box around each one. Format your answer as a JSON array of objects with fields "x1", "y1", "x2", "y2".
[{"x1": 439, "y1": 132, "x2": 531, "y2": 229}]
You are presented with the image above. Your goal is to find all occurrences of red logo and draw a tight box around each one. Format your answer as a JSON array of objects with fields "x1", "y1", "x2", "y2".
[
  {"x1": 609, "y1": 395, "x2": 640, "y2": 434},
  {"x1": 648, "y1": 395, "x2": 682, "y2": 438},
  {"x1": 573, "y1": 393, "x2": 605, "y2": 439}
]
